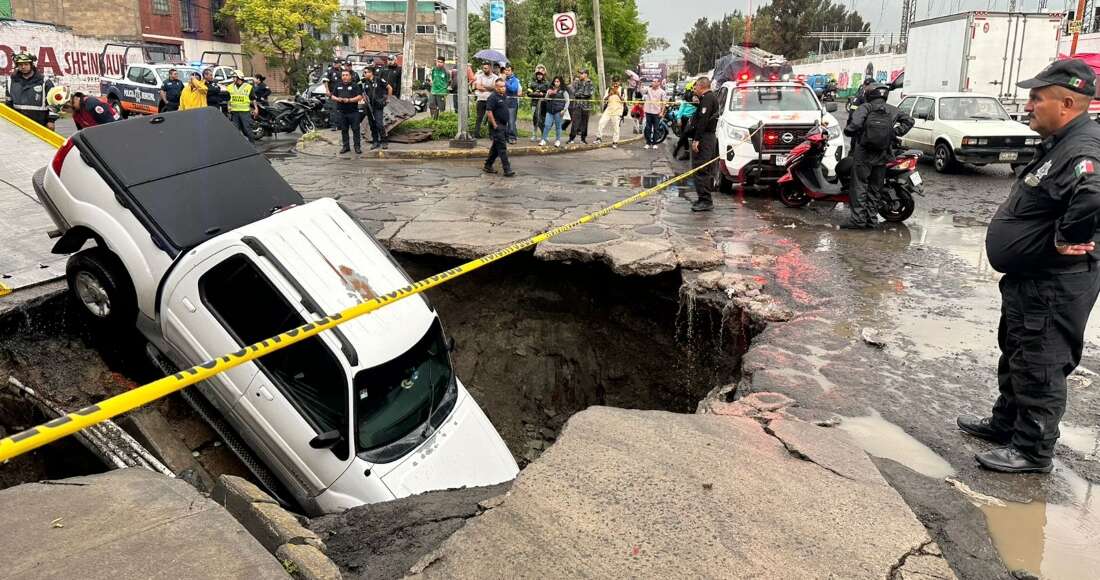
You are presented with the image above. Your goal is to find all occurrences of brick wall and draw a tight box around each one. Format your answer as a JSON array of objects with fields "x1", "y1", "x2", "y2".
[{"x1": 10, "y1": 0, "x2": 142, "y2": 38}]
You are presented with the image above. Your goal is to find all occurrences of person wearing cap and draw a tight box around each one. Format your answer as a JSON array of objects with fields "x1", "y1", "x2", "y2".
[
  {"x1": 225, "y1": 70, "x2": 257, "y2": 143},
  {"x1": 567, "y1": 69, "x2": 595, "y2": 145},
  {"x1": 957, "y1": 58, "x2": 1100, "y2": 474},
  {"x1": 528, "y1": 65, "x2": 550, "y2": 142},
  {"x1": 5, "y1": 53, "x2": 55, "y2": 129}
]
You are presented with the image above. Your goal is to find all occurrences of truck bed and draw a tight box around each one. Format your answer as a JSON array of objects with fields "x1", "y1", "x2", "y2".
[{"x1": 71, "y1": 108, "x2": 303, "y2": 255}]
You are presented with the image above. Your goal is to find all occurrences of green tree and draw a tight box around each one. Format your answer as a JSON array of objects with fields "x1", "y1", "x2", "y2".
[
  {"x1": 642, "y1": 37, "x2": 670, "y2": 55},
  {"x1": 680, "y1": 13, "x2": 745, "y2": 74},
  {"x1": 751, "y1": 0, "x2": 868, "y2": 60},
  {"x1": 221, "y1": 0, "x2": 362, "y2": 93}
]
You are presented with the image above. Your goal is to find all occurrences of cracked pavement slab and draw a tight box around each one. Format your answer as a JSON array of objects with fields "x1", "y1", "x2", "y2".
[{"x1": 407, "y1": 407, "x2": 951, "y2": 579}]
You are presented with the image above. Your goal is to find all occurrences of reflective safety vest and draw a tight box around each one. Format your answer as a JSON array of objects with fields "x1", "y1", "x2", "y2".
[{"x1": 225, "y1": 82, "x2": 253, "y2": 112}]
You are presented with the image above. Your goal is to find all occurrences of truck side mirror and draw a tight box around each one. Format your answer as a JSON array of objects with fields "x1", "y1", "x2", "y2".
[
  {"x1": 825, "y1": 102, "x2": 838, "y2": 113},
  {"x1": 309, "y1": 430, "x2": 342, "y2": 449}
]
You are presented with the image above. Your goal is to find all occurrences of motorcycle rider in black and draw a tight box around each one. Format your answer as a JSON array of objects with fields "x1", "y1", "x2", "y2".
[
  {"x1": 842, "y1": 83, "x2": 914, "y2": 229},
  {"x1": 5, "y1": 53, "x2": 55, "y2": 130}
]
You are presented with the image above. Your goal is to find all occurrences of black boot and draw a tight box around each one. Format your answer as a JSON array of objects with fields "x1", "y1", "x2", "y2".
[
  {"x1": 956, "y1": 415, "x2": 1012, "y2": 444},
  {"x1": 975, "y1": 446, "x2": 1053, "y2": 474}
]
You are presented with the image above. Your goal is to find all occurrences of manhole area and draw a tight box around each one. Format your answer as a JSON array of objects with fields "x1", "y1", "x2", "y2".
[{"x1": 400, "y1": 253, "x2": 748, "y2": 465}]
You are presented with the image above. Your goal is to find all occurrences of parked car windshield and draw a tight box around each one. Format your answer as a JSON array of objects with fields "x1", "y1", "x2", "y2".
[
  {"x1": 938, "y1": 97, "x2": 1011, "y2": 121},
  {"x1": 729, "y1": 85, "x2": 819, "y2": 112},
  {"x1": 355, "y1": 319, "x2": 455, "y2": 455}
]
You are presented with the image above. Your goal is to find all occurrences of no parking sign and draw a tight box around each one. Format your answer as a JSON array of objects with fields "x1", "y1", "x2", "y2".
[{"x1": 553, "y1": 11, "x2": 578, "y2": 39}]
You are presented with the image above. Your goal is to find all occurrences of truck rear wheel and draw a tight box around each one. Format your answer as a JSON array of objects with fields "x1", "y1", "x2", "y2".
[
  {"x1": 66, "y1": 248, "x2": 137, "y2": 328},
  {"x1": 108, "y1": 95, "x2": 128, "y2": 119}
]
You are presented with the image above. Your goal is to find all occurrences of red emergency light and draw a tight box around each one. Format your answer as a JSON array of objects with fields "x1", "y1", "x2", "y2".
[{"x1": 738, "y1": 72, "x2": 751, "y2": 81}]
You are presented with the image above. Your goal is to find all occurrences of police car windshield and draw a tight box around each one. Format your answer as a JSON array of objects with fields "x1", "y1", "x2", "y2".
[
  {"x1": 354, "y1": 319, "x2": 455, "y2": 457},
  {"x1": 730, "y1": 86, "x2": 819, "y2": 112},
  {"x1": 939, "y1": 97, "x2": 1011, "y2": 121},
  {"x1": 158, "y1": 68, "x2": 198, "y2": 82}
]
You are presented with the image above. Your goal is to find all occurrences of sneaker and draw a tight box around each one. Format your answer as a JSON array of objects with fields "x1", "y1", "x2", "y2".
[
  {"x1": 530, "y1": 136, "x2": 537, "y2": 142},
  {"x1": 354, "y1": 147, "x2": 362, "y2": 154},
  {"x1": 595, "y1": 138, "x2": 602, "y2": 145},
  {"x1": 381, "y1": 143, "x2": 388, "y2": 150},
  {"x1": 554, "y1": 140, "x2": 561, "y2": 148},
  {"x1": 370, "y1": 144, "x2": 380, "y2": 150},
  {"x1": 539, "y1": 139, "x2": 547, "y2": 146},
  {"x1": 612, "y1": 143, "x2": 618, "y2": 149},
  {"x1": 581, "y1": 138, "x2": 588, "y2": 144},
  {"x1": 503, "y1": 170, "x2": 516, "y2": 178},
  {"x1": 483, "y1": 166, "x2": 498, "y2": 174},
  {"x1": 339, "y1": 146, "x2": 350, "y2": 154},
  {"x1": 567, "y1": 139, "x2": 575, "y2": 145},
  {"x1": 691, "y1": 200, "x2": 714, "y2": 212}
]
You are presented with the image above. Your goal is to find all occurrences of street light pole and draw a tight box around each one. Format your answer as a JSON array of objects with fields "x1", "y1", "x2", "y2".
[
  {"x1": 450, "y1": 0, "x2": 475, "y2": 147},
  {"x1": 1072, "y1": 0, "x2": 1088, "y2": 55},
  {"x1": 592, "y1": 0, "x2": 607, "y2": 98},
  {"x1": 401, "y1": 0, "x2": 417, "y2": 99}
]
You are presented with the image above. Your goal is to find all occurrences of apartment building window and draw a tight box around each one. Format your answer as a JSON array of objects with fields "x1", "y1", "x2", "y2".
[
  {"x1": 416, "y1": 25, "x2": 435, "y2": 34},
  {"x1": 180, "y1": 0, "x2": 196, "y2": 31},
  {"x1": 211, "y1": 0, "x2": 228, "y2": 36},
  {"x1": 368, "y1": 23, "x2": 405, "y2": 34},
  {"x1": 152, "y1": 0, "x2": 171, "y2": 15}
]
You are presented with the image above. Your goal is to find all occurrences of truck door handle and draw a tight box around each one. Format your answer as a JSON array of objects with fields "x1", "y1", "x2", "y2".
[{"x1": 254, "y1": 385, "x2": 274, "y2": 401}]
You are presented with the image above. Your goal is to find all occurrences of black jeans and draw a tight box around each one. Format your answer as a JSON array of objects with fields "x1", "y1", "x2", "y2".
[
  {"x1": 475, "y1": 100, "x2": 489, "y2": 138},
  {"x1": 532, "y1": 100, "x2": 544, "y2": 134},
  {"x1": 991, "y1": 269, "x2": 1100, "y2": 459},
  {"x1": 850, "y1": 153, "x2": 886, "y2": 226},
  {"x1": 337, "y1": 110, "x2": 361, "y2": 149},
  {"x1": 230, "y1": 111, "x2": 253, "y2": 143},
  {"x1": 485, "y1": 126, "x2": 511, "y2": 172},
  {"x1": 694, "y1": 134, "x2": 718, "y2": 204},
  {"x1": 569, "y1": 107, "x2": 590, "y2": 141},
  {"x1": 366, "y1": 106, "x2": 386, "y2": 145},
  {"x1": 644, "y1": 112, "x2": 660, "y2": 145}
]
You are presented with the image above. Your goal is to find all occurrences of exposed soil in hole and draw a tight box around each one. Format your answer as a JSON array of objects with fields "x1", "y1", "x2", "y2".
[{"x1": 399, "y1": 253, "x2": 749, "y2": 464}]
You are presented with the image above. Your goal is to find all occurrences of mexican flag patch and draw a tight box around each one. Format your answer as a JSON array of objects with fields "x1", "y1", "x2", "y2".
[
  {"x1": 1071, "y1": 76, "x2": 1087, "y2": 90},
  {"x1": 1075, "y1": 159, "x2": 1095, "y2": 178}
]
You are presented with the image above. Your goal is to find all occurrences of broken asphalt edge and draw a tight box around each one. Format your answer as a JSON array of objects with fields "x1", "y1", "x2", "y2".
[
  {"x1": 294, "y1": 134, "x2": 645, "y2": 160},
  {"x1": 212, "y1": 475, "x2": 342, "y2": 580}
]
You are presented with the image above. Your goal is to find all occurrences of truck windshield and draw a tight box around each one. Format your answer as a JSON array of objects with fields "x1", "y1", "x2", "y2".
[
  {"x1": 938, "y1": 97, "x2": 1011, "y2": 121},
  {"x1": 729, "y1": 86, "x2": 819, "y2": 112},
  {"x1": 158, "y1": 68, "x2": 199, "y2": 82},
  {"x1": 354, "y1": 319, "x2": 455, "y2": 457}
]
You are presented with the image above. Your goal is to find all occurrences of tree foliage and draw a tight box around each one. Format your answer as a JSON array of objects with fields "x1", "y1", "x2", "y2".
[
  {"x1": 221, "y1": 0, "x2": 362, "y2": 93},
  {"x1": 467, "y1": 0, "x2": 647, "y2": 84},
  {"x1": 642, "y1": 37, "x2": 670, "y2": 55},
  {"x1": 678, "y1": 0, "x2": 868, "y2": 73}
]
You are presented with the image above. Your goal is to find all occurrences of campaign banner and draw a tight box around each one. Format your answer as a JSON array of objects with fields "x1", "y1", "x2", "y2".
[
  {"x1": 637, "y1": 62, "x2": 667, "y2": 84},
  {"x1": 0, "y1": 20, "x2": 139, "y2": 96}
]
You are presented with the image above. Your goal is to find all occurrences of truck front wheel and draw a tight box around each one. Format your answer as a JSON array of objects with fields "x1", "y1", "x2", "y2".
[
  {"x1": 66, "y1": 248, "x2": 137, "y2": 327},
  {"x1": 109, "y1": 95, "x2": 128, "y2": 119}
]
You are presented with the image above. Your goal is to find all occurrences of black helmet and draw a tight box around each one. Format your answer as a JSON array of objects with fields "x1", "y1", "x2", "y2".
[
  {"x1": 862, "y1": 77, "x2": 874, "y2": 86},
  {"x1": 866, "y1": 83, "x2": 890, "y2": 101}
]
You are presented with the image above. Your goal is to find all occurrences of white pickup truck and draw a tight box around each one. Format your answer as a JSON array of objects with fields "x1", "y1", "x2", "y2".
[{"x1": 32, "y1": 107, "x2": 518, "y2": 514}]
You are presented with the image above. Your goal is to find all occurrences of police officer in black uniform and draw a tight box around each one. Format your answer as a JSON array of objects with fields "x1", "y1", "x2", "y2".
[
  {"x1": 202, "y1": 68, "x2": 226, "y2": 114},
  {"x1": 5, "y1": 53, "x2": 55, "y2": 129},
  {"x1": 843, "y1": 83, "x2": 914, "y2": 229},
  {"x1": 958, "y1": 59, "x2": 1100, "y2": 473},
  {"x1": 362, "y1": 67, "x2": 392, "y2": 150},
  {"x1": 688, "y1": 76, "x2": 719, "y2": 212},
  {"x1": 332, "y1": 70, "x2": 364, "y2": 154},
  {"x1": 160, "y1": 68, "x2": 184, "y2": 112}
]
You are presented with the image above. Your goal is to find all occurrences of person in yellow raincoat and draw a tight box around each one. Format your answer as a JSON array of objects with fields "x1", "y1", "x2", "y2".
[{"x1": 179, "y1": 72, "x2": 207, "y2": 111}]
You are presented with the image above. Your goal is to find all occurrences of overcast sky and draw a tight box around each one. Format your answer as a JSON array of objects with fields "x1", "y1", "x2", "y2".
[{"x1": 636, "y1": 0, "x2": 1079, "y2": 62}]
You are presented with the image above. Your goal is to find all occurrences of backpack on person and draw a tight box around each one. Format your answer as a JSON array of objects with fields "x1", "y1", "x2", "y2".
[{"x1": 861, "y1": 103, "x2": 895, "y2": 151}]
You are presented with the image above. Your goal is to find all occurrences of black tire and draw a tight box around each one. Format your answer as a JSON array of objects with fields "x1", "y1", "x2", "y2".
[
  {"x1": 778, "y1": 184, "x2": 811, "y2": 208},
  {"x1": 715, "y1": 169, "x2": 734, "y2": 194},
  {"x1": 108, "y1": 96, "x2": 128, "y2": 119},
  {"x1": 299, "y1": 116, "x2": 317, "y2": 133},
  {"x1": 652, "y1": 123, "x2": 669, "y2": 144},
  {"x1": 65, "y1": 247, "x2": 137, "y2": 328},
  {"x1": 933, "y1": 142, "x2": 956, "y2": 173},
  {"x1": 251, "y1": 122, "x2": 266, "y2": 141},
  {"x1": 879, "y1": 190, "x2": 915, "y2": 222}
]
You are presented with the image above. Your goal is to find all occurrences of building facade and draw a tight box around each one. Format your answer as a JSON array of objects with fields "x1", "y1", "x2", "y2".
[
  {"x1": 138, "y1": 0, "x2": 243, "y2": 66},
  {"x1": 343, "y1": 0, "x2": 456, "y2": 63},
  {"x1": 8, "y1": 0, "x2": 142, "y2": 38}
]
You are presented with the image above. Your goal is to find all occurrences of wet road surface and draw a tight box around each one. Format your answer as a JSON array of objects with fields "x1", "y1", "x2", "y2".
[{"x1": 269, "y1": 127, "x2": 1099, "y2": 578}]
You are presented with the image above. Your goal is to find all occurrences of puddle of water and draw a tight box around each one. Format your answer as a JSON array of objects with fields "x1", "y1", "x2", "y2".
[
  {"x1": 1060, "y1": 424, "x2": 1099, "y2": 459},
  {"x1": 978, "y1": 465, "x2": 1100, "y2": 580},
  {"x1": 576, "y1": 174, "x2": 668, "y2": 189},
  {"x1": 838, "y1": 409, "x2": 956, "y2": 479}
]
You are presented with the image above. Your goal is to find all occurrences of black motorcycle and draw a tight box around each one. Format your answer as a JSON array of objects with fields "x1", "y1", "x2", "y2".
[{"x1": 250, "y1": 96, "x2": 317, "y2": 140}]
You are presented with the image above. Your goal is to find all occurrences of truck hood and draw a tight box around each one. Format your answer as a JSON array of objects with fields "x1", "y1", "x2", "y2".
[
  {"x1": 378, "y1": 382, "x2": 519, "y2": 496},
  {"x1": 721, "y1": 109, "x2": 835, "y2": 128},
  {"x1": 936, "y1": 119, "x2": 1038, "y2": 137}
]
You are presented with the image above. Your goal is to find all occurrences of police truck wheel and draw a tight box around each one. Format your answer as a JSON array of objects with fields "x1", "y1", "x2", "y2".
[
  {"x1": 778, "y1": 184, "x2": 811, "y2": 208},
  {"x1": 715, "y1": 170, "x2": 734, "y2": 194},
  {"x1": 108, "y1": 96, "x2": 128, "y2": 119},
  {"x1": 934, "y1": 142, "x2": 956, "y2": 173},
  {"x1": 66, "y1": 248, "x2": 137, "y2": 328},
  {"x1": 299, "y1": 117, "x2": 316, "y2": 133}
]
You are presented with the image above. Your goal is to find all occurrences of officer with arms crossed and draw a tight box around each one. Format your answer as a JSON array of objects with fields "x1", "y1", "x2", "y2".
[
  {"x1": 5, "y1": 53, "x2": 54, "y2": 130},
  {"x1": 842, "y1": 83, "x2": 914, "y2": 229},
  {"x1": 958, "y1": 59, "x2": 1100, "y2": 473},
  {"x1": 332, "y1": 69, "x2": 364, "y2": 155}
]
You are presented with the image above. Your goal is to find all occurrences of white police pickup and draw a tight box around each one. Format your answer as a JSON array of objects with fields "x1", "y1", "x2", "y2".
[
  {"x1": 32, "y1": 108, "x2": 518, "y2": 514},
  {"x1": 715, "y1": 79, "x2": 843, "y2": 191}
]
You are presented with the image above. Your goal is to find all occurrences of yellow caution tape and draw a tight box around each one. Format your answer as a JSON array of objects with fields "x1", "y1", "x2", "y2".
[
  {"x1": 0, "y1": 103, "x2": 66, "y2": 149},
  {"x1": 0, "y1": 153, "x2": 732, "y2": 462}
]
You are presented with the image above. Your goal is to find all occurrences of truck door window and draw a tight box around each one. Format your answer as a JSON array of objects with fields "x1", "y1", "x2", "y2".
[
  {"x1": 127, "y1": 67, "x2": 147, "y2": 84},
  {"x1": 141, "y1": 69, "x2": 158, "y2": 85},
  {"x1": 898, "y1": 97, "x2": 916, "y2": 116},
  {"x1": 200, "y1": 254, "x2": 348, "y2": 436}
]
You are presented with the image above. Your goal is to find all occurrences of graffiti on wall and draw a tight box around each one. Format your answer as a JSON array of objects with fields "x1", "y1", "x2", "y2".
[{"x1": 0, "y1": 21, "x2": 139, "y2": 96}]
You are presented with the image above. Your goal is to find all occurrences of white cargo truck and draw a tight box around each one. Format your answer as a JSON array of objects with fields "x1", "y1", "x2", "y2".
[{"x1": 902, "y1": 11, "x2": 1064, "y2": 120}]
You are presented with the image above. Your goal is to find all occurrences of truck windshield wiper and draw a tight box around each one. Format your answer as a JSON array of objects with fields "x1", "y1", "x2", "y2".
[{"x1": 968, "y1": 115, "x2": 995, "y2": 120}]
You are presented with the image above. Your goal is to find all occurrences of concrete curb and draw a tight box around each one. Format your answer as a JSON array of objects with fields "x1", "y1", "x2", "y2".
[
  {"x1": 295, "y1": 134, "x2": 645, "y2": 160},
  {"x1": 212, "y1": 476, "x2": 342, "y2": 580}
]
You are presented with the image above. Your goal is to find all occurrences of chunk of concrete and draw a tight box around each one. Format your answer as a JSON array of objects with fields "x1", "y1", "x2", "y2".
[
  {"x1": 212, "y1": 474, "x2": 279, "y2": 519},
  {"x1": 407, "y1": 407, "x2": 951, "y2": 579},
  {"x1": 276, "y1": 543, "x2": 342, "y2": 580},
  {"x1": 0, "y1": 468, "x2": 288, "y2": 579},
  {"x1": 248, "y1": 502, "x2": 326, "y2": 554}
]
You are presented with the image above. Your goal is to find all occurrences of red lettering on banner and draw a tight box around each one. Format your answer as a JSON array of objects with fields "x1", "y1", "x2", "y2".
[
  {"x1": 0, "y1": 45, "x2": 13, "y2": 76},
  {"x1": 37, "y1": 47, "x2": 62, "y2": 76}
]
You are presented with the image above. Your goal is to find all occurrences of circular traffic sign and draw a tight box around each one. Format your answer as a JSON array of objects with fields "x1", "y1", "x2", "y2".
[{"x1": 556, "y1": 14, "x2": 576, "y2": 36}]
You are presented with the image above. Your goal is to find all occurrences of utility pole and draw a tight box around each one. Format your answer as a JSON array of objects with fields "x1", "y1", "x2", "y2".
[
  {"x1": 401, "y1": 0, "x2": 417, "y2": 100},
  {"x1": 592, "y1": 0, "x2": 607, "y2": 98},
  {"x1": 1073, "y1": 0, "x2": 1088, "y2": 55},
  {"x1": 450, "y1": 0, "x2": 475, "y2": 148}
]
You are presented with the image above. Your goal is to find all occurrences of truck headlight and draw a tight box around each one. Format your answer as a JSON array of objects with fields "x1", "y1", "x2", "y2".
[
  {"x1": 825, "y1": 125, "x2": 841, "y2": 140},
  {"x1": 725, "y1": 124, "x2": 751, "y2": 143},
  {"x1": 1025, "y1": 138, "x2": 1040, "y2": 146}
]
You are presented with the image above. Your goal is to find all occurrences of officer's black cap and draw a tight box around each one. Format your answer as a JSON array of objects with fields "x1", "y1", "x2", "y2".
[{"x1": 1017, "y1": 58, "x2": 1097, "y2": 97}]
